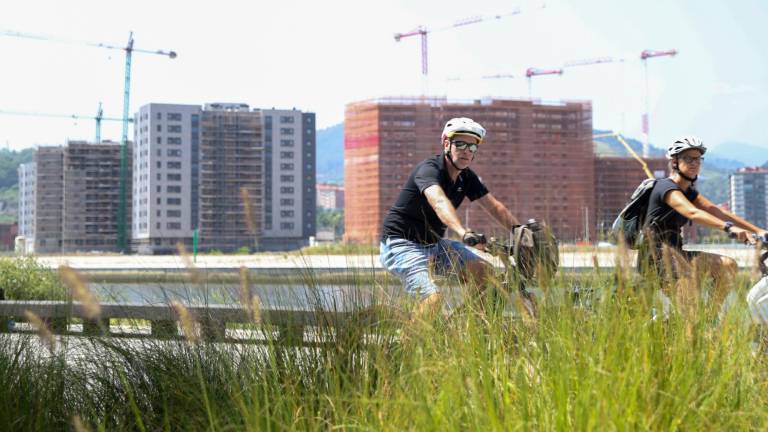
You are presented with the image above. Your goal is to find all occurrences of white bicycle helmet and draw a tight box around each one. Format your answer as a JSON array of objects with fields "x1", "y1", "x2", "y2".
[
  {"x1": 666, "y1": 135, "x2": 706, "y2": 159},
  {"x1": 442, "y1": 117, "x2": 486, "y2": 143}
]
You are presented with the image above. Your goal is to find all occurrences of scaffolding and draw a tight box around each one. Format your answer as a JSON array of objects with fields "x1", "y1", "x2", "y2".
[{"x1": 198, "y1": 109, "x2": 264, "y2": 251}]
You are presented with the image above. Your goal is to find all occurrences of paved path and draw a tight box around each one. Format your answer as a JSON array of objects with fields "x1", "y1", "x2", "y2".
[{"x1": 26, "y1": 245, "x2": 762, "y2": 272}]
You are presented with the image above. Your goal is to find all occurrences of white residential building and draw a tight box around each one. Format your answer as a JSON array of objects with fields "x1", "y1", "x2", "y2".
[
  {"x1": 17, "y1": 162, "x2": 36, "y2": 252},
  {"x1": 132, "y1": 103, "x2": 202, "y2": 254}
]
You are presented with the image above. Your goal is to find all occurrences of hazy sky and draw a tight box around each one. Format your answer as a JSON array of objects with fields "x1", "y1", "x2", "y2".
[{"x1": 1, "y1": 0, "x2": 766, "y2": 153}]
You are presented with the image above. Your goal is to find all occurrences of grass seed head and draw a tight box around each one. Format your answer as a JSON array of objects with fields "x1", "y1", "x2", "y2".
[
  {"x1": 23, "y1": 310, "x2": 56, "y2": 354},
  {"x1": 60, "y1": 265, "x2": 101, "y2": 319}
]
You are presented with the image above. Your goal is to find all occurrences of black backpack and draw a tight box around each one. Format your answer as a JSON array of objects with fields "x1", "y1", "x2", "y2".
[{"x1": 611, "y1": 178, "x2": 657, "y2": 249}]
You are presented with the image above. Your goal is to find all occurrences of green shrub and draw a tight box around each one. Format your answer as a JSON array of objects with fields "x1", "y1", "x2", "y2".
[
  {"x1": 0, "y1": 257, "x2": 66, "y2": 300},
  {"x1": 235, "y1": 246, "x2": 251, "y2": 255}
]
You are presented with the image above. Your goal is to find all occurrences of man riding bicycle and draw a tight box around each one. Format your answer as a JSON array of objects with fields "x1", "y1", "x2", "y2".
[{"x1": 379, "y1": 117, "x2": 520, "y2": 315}]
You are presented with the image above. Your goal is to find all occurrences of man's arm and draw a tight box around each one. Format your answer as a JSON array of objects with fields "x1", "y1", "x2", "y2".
[
  {"x1": 423, "y1": 184, "x2": 468, "y2": 238},
  {"x1": 476, "y1": 193, "x2": 519, "y2": 230}
]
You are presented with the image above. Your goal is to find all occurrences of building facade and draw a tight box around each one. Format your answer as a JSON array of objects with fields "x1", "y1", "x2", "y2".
[
  {"x1": 594, "y1": 156, "x2": 668, "y2": 236},
  {"x1": 62, "y1": 141, "x2": 132, "y2": 252},
  {"x1": 132, "y1": 103, "x2": 202, "y2": 254},
  {"x1": 317, "y1": 183, "x2": 344, "y2": 210},
  {"x1": 261, "y1": 109, "x2": 316, "y2": 251},
  {"x1": 198, "y1": 103, "x2": 264, "y2": 252},
  {"x1": 33, "y1": 147, "x2": 64, "y2": 253},
  {"x1": 17, "y1": 162, "x2": 36, "y2": 249},
  {"x1": 730, "y1": 167, "x2": 768, "y2": 229},
  {"x1": 344, "y1": 97, "x2": 595, "y2": 243}
]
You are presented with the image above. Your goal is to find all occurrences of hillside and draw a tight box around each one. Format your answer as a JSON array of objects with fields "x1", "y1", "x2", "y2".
[
  {"x1": 592, "y1": 130, "x2": 739, "y2": 204},
  {"x1": 316, "y1": 123, "x2": 343, "y2": 183},
  {"x1": 0, "y1": 148, "x2": 34, "y2": 223}
]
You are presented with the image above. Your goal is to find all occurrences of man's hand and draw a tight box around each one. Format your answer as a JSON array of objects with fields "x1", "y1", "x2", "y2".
[
  {"x1": 730, "y1": 227, "x2": 754, "y2": 244},
  {"x1": 462, "y1": 230, "x2": 487, "y2": 248}
]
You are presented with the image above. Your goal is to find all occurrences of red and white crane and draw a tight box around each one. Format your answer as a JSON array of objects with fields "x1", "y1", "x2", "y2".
[{"x1": 394, "y1": 5, "x2": 542, "y2": 81}]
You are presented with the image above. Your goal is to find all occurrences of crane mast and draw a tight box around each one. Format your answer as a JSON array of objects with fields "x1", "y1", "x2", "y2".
[{"x1": 0, "y1": 29, "x2": 177, "y2": 252}]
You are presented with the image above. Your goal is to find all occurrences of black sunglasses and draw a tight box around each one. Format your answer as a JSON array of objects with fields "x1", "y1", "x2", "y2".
[{"x1": 450, "y1": 140, "x2": 479, "y2": 153}]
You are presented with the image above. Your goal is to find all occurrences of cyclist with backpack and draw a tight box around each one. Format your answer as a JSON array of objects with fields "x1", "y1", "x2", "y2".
[
  {"x1": 379, "y1": 117, "x2": 520, "y2": 315},
  {"x1": 637, "y1": 136, "x2": 767, "y2": 281}
]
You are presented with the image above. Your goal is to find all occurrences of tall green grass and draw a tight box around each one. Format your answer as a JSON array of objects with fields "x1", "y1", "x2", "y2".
[{"x1": 0, "y1": 260, "x2": 767, "y2": 430}]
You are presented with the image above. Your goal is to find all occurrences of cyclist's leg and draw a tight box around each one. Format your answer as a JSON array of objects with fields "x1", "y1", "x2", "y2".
[
  {"x1": 689, "y1": 251, "x2": 738, "y2": 308},
  {"x1": 380, "y1": 237, "x2": 442, "y2": 317},
  {"x1": 432, "y1": 239, "x2": 494, "y2": 308}
]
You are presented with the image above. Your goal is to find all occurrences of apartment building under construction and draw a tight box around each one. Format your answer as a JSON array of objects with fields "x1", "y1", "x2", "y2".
[
  {"x1": 344, "y1": 96, "x2": 595, "y2": 243},
  {"x1": 198, "y1": 103, "x2": 264, "y2": 252},
  {"x1": 594, "y1": 156, "x2": 668, "y2": 235},
  {"x1": 62, "y1": 141, "x2": 132, "y2": 252},
  {"x1": 26, "y1": 147, "x2": 63, "y2": 253},
  {"x1": 17, "y1": 142, "x2": 132, "y2": 253}
]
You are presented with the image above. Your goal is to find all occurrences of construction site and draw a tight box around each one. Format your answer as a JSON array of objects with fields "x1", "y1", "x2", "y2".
[{"x1": 344, "y1": 96, "x2": 596, "y2": 243}]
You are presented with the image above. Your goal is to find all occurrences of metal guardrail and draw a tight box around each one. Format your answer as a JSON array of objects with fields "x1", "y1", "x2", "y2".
[{"x1": 0, "y1": 301, "x2": 375, "y2": 345}]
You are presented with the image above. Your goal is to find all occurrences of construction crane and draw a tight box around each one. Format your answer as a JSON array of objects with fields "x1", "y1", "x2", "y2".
[
  {"x1": 640, "y1": 49, "x2": 677, "y2": 158},
  {"x1": 525, "y1": 67, "x2": 562, "y2": 98},
  {"x1": 0, "y1": 29, "x2": 177, "y2": 252},
  {"x1": 593, "y1": 131, "x2": 655, "y2": 179},
  {"x1": 394, "y1": 5, "x2": 541, "y2": 80},
  {"x1": 0, "y1": 104, "x2": 128, "y2": 144}
]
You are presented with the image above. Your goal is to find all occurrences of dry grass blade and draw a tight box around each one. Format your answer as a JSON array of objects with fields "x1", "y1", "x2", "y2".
[
  {"x1": 171, "y1": 301, "x2": 199, "y2": 343},
  {"x1": 176, "y1": 241, "x2": 202, "y2": 284},
  {"x1": 23, "y1": 310, "x2": 56, "y2": 354},
  {"x1": 60, "y1": 265, "x2": 101, "y2": 319},
  {"x1": 238, "y1": 266, "x2": 262, "y2": 323},
  {"x1": 241, "y1": 186, "x2": 257, "y2": 235}
]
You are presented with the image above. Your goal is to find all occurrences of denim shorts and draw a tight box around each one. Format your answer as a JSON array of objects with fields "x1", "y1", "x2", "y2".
[{"x1": 379, "y1": 237, "x2": 484, "y2": 300}]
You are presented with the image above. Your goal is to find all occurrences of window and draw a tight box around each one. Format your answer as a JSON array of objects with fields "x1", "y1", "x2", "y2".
[
  {"x1": 280, "y1": 198, "x2": 294, "y2": 205},
  {"x1": 280, "y1": 151, "x2": 294, "y2": 159},
  {"x1": 156, "y1": 161, "x2": 161, "y2": 168},
  {"x1": 166, "y1": 222, "x2": 181, "y2": 230},
  {"x1": 280, "y1": 163, "x2": 294, "y2": 170},
  {"x1": 167, "y1": 185, "x2": 181, "y2": 193},
  {"x1": 167, "y1": 113, "x2": 182, "y2": 121},
  {"x1": 167, "y1": 210, "x2": 182, "y2": 217},
  {"x1": 156, "y1": 124, "x2": 162, "y2": 132},
  {"x1": 167, "y1": 149, "x2": 182, "y2": 157},
  {"x1": 280, "y1": 210, "x2": 294, "y2": 217},
  {"x1": 280, "y1": 128, "x2": 294, "y2": 135},
  {"x1": 167, "y1": 161, "x2": 182, "y2": 169},
  {"x1": 156, "y1": 112, "x2": 162, "y2": 120},
  {"x1": 168, "y1": 125, "x2": 182, "y2": 133},
  {"x1": 280, "y1": 222, "x2": 294, "y2": 230},
  {"x1": 167, "y1": 198, "x2": 181, "y2": 205},
  {"x1": 280, "y1": 116, "x2": 295, "y2": 123},
  {"x1": 167, "y1": 173, "x2": 181, "y2": 181},
  {"x1": 156, "y1": 136, "x2": 161, "y2": 144},
  {"x1": 280, "y1": 186, "x2": 294, "y2": 194},
  {"x1": 280, "y1": 175, "x2": 294, "y2": 182},
  {"x1": 167, "y1": 137, "x2": 182, "y2": 145},
  {"x1": 280, "y1": 139, "x2": 294, "y2": 147}
]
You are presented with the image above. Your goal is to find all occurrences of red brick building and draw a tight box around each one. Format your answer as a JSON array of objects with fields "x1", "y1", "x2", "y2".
[
  {"x1": 0, "y1": 223, "x2": 18, "y2": 251},
  {"x1": 344, "y1": 97, "x2": 595, "y2": 243},
  {"x1": 594, "y1": 156, "x2": 668, "y2": 236}
]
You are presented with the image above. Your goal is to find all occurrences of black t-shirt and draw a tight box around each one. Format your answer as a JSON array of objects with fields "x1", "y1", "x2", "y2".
[
  {"x1": 644, "y1": 177, "x2": 699, "y2": 248},
  {"x1": 381, "y1": 153, "x2": 489, "y2": 244}
]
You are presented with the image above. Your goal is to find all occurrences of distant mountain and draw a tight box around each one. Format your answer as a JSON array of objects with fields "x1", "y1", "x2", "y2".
[
  {"x1": 316, "y1": 123, "x2": 343, "y2": 184},
  {"x1": 709, "y1": 141, "x2": 768, "y2": 167}
]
